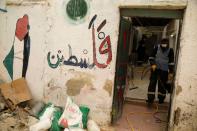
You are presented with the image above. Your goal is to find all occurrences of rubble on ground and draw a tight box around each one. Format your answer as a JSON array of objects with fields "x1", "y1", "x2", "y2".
[
  {"x1": 0, "y1": 78, "x2": 105, "y2": 131},
  {"x1": 0, "y1": 108, "x2": 38, "y2": 131}
]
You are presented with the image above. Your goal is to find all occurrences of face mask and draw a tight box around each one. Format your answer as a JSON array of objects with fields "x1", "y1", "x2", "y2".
[{"x1": 161, "y1": 44, "x2": 167, "y2": 48}]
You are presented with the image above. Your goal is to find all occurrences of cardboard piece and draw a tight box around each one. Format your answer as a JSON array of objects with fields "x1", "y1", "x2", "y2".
[{"x1": 0, "y1": 78, "x2": 32, "y2": 106}]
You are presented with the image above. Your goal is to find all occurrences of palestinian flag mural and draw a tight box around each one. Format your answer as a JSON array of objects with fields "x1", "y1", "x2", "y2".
[{"x1": 3, "y1": 14, "x2": 30, "y2": 79}]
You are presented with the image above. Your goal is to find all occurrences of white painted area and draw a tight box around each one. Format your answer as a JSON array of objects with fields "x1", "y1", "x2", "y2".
[
  {"x1": 169, "y1": 0, "x2": 197, "y2": 130},
  {"x1": 0, "y1": 0, "x2": 6, "y2": 9},
  {"x1": 0, "y1": 0, "x2": 7, "y2": 81},
  {"x1": 42, "y1": 0, "x2": 119, "y2": 124},
  {"x1": 2, "y1": 0, "x2": 197, "y2": 129},
  {"x1": 0, "y1": 0, "x2": 119, "y2": 125},
  {"x1": 3, "y1": 5, "x2": 47, "y2": 100}
]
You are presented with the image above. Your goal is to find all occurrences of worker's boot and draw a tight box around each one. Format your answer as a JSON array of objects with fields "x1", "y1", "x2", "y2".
[
  {"x1": 146, "y1": 99, "x2": 153, "y2": 107},
  {"x1": 159, "y1": 99, "x2": 164, "y2": 104}
]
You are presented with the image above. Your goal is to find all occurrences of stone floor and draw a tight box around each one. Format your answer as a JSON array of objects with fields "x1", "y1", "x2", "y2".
[
  {"x1": 108, "y1": 64, "x2": 171, "y2": 131},
  {"x1": 124, "y1": 65, "x2": 170, "y2": 102},
  {"x1": 113, "y1": 101, "x2": 169, "y2": 131}
]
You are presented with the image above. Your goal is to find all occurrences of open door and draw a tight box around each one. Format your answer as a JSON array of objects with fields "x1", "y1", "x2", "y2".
[
  {"x1": 112, "y1": 8, "x2": 184, "y2": 130},
  {"x1": 112, "y1": 17, "x2": 131, "y2": 123}
]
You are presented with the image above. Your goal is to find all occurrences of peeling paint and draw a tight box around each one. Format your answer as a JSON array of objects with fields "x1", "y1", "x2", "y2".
[
  {"x1": 66, "y1": 74, "x2": 93, "y2": 96},
  {"x1": 103, "y1": 79, "x2": 113, "y2": 96},
  {"x1": 47, "y1": 79, "x2": 61, "y2": 91},
  {"x1": 174, "y1": 107, "x2": 181, "y2": 125},
  {"x1": 180, "y1": 112, "x2": 192, "y2": 122},
  {"x1": 176, "y1": 85, "x2": 182, "y2": 95},
  {"x1": 184, "y1": 101, "x2": 195, "y2": 106},
  {"x1": 69, "y1": 70, "x2": 95, "y2": 79},
  {"x1": 0, "y1": 0, "x2": 191, "y2": 127}
]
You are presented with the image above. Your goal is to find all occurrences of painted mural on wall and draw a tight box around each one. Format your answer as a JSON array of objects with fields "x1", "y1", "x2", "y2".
[
  {"x1": 47, "y1": 14, "x2": 112, "y2": 69},
  {"x1": 47, "y1": 45, "x2": 94, "y2": 69},
  {"x1": 0, "y1": 8, "x2": 7, "y2": 13},
  {"x1": 89, "y1": 14, "x2": 112, "y2": 68},
  {"x1": 3, "y1": 14, "x2": 30, "y2": 79},
  {"x1": 63, "y1": 0, "x2": 90, "y2": 24}
]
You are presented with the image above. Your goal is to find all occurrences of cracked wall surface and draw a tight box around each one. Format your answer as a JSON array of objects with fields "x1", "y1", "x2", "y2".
[
  {"x1": 3, "y1": 0, "x2": 197, "y2": 128},
  {"x1": 169, "y1": 0, "x2": 197, "y2": 130}
]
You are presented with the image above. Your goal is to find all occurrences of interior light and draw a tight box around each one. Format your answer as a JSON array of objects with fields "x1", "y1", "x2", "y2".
[{"x1": 170, "y1": 34, "x2": 174, "y2": 37}]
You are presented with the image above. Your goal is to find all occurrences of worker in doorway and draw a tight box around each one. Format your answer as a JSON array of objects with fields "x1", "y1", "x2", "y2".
[
  {"x1": 147, "y1": 38, "x2": 174, "y2": 104},
  {"x1": 137, "y1": 35, "x2": 147, "y2": 65}
]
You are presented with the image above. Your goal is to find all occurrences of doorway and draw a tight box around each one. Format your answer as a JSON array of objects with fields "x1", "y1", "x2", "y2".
[{"x1": 112, "y1": 8, "x2": 183, "y2": 131}]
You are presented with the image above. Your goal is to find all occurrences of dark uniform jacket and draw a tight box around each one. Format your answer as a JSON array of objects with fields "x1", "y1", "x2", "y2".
[{"x1": 149, "y1": 45, "x2": 174, "y2": 73}]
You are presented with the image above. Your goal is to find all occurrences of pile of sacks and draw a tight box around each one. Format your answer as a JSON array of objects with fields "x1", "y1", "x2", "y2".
[{"x1": 30, "y1": 97, "x2": 100, "y2": 131}]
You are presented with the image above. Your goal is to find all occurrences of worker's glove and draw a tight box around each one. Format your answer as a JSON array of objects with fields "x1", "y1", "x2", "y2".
[
  {"x1": 151, "y1": 64, "x2": 157, "y2": 71},
  {"x1": 167, "y1": 73, "x2": 174, "y2": 84}
]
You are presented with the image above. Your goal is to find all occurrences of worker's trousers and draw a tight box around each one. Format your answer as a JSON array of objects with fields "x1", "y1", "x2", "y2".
[{"x1": 147, "y1": 69, "x2": 168, "y2": 102}]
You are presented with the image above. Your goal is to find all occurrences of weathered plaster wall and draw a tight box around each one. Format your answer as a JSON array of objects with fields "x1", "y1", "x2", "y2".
[
  {"x1": 0, "y1": 0, "x2": 190, "y2": 126},
  {"x1": 169, "y1": 0, "x2": 197, "y2": 130},
  {"x1": 42, "y1": 0, "x2": 119, "y2": 125},
  {"x1": 0, "y1": 0, "x2": 120, "y2": 125},
  {"x1": 0, "y1": 4, "x2": 47, "y2": 99}
]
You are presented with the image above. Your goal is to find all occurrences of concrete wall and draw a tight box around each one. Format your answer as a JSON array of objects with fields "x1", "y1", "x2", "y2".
[
  {"x1": 169, "y1": 0, "x2": 197, "y2": 130},
  {"x1": 3, "y1": 0, "x2": 197, "y2": 129},
  {"x1": 0, "y1": 0, "x2": 119, "y2": 125}
]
